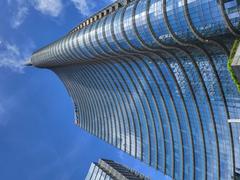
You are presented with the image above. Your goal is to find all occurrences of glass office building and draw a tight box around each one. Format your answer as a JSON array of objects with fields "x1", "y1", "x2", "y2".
[
  {"x1": 30, "y1": 0, "x2": 240, "y2": 179},
  {"x1": 85, "y1": 159, "x2": 149, "y2": 180}
]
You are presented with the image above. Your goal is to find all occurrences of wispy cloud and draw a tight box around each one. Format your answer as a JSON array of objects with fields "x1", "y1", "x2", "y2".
[
  {"x1": 0, "y1": 38, "x2": 34, "y2": 73},
  {"x1": 70, "y1": 0, "x2": 117, "y2": 16},
  {"x1": 9, "y1": 0, "x2": 114, "y2": 28},
  {"x1": 8, "y1": 0, "x2": 29, "y2": 29},
  {"x1": 8, "y1": 0, "x2": 64, "y2": 28},
  {"x1": 32, "y1": 0, "x2": 63, "y2": 17},
  {"x1": 11, "y1": 5, "x2": 29, "y2": 29},
  {"x1": 70, "y1": 0, "x2": 95, "y2": 16}
]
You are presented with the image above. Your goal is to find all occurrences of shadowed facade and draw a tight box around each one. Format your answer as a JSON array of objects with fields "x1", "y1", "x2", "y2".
[{"x1": 85, "y1": 159, "x2": 150, "y2": 180}]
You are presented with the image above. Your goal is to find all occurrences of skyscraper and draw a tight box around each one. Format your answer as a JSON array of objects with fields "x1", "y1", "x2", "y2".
[
  {"x1": 85, "y1": 159, "x2": 149, "y2": 180},
  {"x1": 30, "y1": 0, "x2": 240, "y2": 179}
]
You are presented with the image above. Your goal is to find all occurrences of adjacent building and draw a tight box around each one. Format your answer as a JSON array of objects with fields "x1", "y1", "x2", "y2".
[
  {"x1": 85, "y1": 159, "x2": 149, "y2": 180},
  {"x1": 30, "y1": 0, "x2": 240, "y2": 179}
]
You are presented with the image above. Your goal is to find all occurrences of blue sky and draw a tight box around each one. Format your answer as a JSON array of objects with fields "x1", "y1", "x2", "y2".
[{"x1": 0, "y1": 0, "x2": 170, "y2": 179}]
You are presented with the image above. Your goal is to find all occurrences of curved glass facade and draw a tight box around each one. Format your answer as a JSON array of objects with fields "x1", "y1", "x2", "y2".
[
  {"x1": 31, "y1": 0, "x2": 240, "y2": 67},
  {"x1": 31, "y1": 0, "x2": 240, "y2": 179}
]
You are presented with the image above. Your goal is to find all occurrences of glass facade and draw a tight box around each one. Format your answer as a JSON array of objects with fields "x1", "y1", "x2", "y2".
[
  {"x1": 31, "y1": 0, "x2": 240, "y2": 179},
  {"x1": 85, "y1": 159, "x2": 150, "y2": 180}
]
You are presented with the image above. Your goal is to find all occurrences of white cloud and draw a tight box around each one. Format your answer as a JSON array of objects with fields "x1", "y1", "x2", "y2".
[
  {"x1": 70, "y1": 0, "x2": 94, "y2": 16},
  {"x1": 0, "y1": 38, "x2": 34, "y2": 73},
  {"x1": 11, "y1": 6, "x2": 29, "y2": 29},
  {"x1": 32, "y1": 0, "x2": 63, "y2": 17},
  {"x1": 70, "y1": 0, "x2": 117, "y2": 16},
  {"x1": 8, "y1": 0, "x2": 63, "y2": 29},
  {"x1": 9, "y1": 0, "x2": 29, "y2": 29}
]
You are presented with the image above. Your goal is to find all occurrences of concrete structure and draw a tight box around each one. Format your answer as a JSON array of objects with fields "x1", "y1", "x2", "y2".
[
  {"x1": 31, "y1": 0, "x2": 240, "y2": 179},
  {"x1": 85, "y1": 159, "x2": 149, "y2": 180}
]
